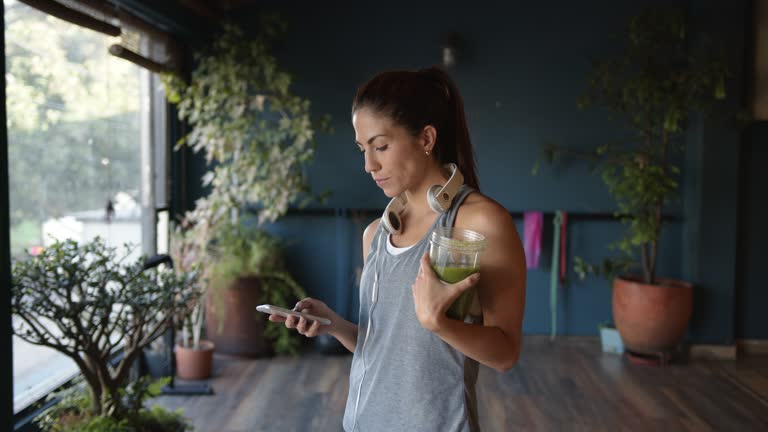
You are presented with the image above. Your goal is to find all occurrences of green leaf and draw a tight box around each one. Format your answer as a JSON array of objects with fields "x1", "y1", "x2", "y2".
[
  {"x1": 147, "y1": 377, "x2": 171, "y2": 396},
  {"x1": 715, "y1": 76, "x2": 726, "y2": 100}
]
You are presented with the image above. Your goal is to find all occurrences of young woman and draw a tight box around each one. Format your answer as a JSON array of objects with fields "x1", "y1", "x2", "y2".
[{"x1": 268, "y1": 66, "x2": 526, "y2": 431}]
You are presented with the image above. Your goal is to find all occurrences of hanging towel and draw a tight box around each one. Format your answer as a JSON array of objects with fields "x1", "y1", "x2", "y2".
[
  {"x1": 559, "y1": 211, "x2": 568, "y2": 283},
  {"x1": 523, "y1": 212, "x2": 543, "y2": 269}
]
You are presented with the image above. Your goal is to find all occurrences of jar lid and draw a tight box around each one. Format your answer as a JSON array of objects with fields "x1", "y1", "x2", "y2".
[{"x1": 430, "y1": 227, "x2": 486, "y2": 252}]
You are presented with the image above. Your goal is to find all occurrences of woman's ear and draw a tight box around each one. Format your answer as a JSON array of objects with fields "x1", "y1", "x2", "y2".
[{"x1": 421, "y1": 125, "x2": 437, "y2": 153}]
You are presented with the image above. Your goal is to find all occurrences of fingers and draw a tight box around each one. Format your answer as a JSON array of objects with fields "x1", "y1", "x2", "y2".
[
  {"x1": 283, "y1": 298, "x2": 309, "y2": 330},
  {"x1": 284, "y1": 314, "x2": 307, "y2": 333},
  {"x1": 284, "y1": 314, "x2": 298, "y2": 329},
  {"x1": 454, "y1": 273, "x2": 480, "y2": 292},
  {"x1": 418, "y1": 253, "x2": 436, "y2": 280},
  {"x1": 295, "y1": 315, "x2": 320, "y2": 337},
  {"x1": 273, "y1": 297, "x2": 325, "y2": 337},
  {"x1": 419, "y1": 252, "x2": 429, "y2": 276},
  {"x1": 294, "y1": 298, "x2": 314, "y2": 311},
  {"x1": 303, "y1": 319, "x2": 321, "y2": 337},
  {"x1": 296, "y1": 316, "x2": 308, "y2": 333}
]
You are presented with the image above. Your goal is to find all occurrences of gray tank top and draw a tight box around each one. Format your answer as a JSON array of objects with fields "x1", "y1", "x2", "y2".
[{"x1": 343, "y1": 185, "x2": 482, "y2": 432}]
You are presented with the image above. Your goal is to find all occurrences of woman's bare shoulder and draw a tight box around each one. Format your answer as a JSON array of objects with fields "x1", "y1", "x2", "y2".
[
  {"x1": 362, "y1": 218, "x2": 381, "y2": 263},
  {"x1": 457, "y1": 192, "x2": 524, "y2": 270},
  {"x1": 457, "y1": 192, "x2": 514, "y2": 231},
  {"x1": 364, "y1": 218, "x2": 381, "y2": 242}
]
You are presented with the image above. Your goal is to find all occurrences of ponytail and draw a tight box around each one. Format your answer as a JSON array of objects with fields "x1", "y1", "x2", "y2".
[
  {"x1": 352, "y1": 66, "x2": 480, "y2": 190},
  {"x1": 418, "y1": 67, "x2": 479, "y2": 190}
]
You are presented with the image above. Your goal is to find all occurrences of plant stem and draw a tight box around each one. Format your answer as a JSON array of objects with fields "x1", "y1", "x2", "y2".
[
  {"x1": 650, "y1": 202, "x2": 662, "y2": 284},
  {"x1": 641, "y1": 243, "x2": 650, "y2": 284}
]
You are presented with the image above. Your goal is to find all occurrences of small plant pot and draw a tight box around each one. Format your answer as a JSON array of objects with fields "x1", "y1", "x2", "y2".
[
  {"x1": 175, "y1": 340, "x2": 214, "y2": 380},
  {"x1": 599, "y1": 325, "x2": 624, "y2": 354}
]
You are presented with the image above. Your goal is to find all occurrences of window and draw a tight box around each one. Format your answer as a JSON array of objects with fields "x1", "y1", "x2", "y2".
[{"x1": 5, "y1": 0, "x2": 164, "y2": 413}]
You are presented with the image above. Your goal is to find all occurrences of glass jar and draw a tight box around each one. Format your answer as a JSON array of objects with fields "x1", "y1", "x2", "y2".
[{"x1": 429, "y1": 227, "x2": 486, "y2": 320}]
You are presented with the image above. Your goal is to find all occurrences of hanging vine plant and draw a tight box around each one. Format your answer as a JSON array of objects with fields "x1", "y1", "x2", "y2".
[
  {"x1": 163, "y1": 16, "x2": 331, "y2": 234},
  {"x1": 162, "y1": 15, "x2": 331, "y2": 355}
]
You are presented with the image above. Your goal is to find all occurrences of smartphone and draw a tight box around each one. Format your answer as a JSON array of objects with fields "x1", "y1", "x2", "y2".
[{"x1": 256, "y1": 304, "x2": 332, "y2": 325}]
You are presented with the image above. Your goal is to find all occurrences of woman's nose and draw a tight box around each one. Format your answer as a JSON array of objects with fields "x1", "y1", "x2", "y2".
[{"x1": 364, "y1": 152, "x2": 380, "y2": 173}]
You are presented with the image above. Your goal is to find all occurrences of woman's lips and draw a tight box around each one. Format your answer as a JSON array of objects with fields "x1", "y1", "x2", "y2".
[{"x1": 375, "y1": 178, "x2": 389, "y2": 185}]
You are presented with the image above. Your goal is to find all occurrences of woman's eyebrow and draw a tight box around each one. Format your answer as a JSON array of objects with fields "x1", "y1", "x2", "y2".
[{"x1": 355, "y1": 134, "x2": 387, "y2": 146}]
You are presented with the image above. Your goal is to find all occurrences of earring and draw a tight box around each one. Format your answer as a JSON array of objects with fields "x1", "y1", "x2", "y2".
[{"x1": 425, "y1": 150, "x2": 431, "y2": 156}]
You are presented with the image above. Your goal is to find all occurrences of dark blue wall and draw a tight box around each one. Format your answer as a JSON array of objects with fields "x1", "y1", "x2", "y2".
[
  {"x1": 264, "y1": 1, "x2": 650, "y2": 212},
  {"x1": 190, "y1": 0, "x2": 754, "y2": 343},
  {"x1": 681, "y1": 0, "x2": 748, "y2": 344}
]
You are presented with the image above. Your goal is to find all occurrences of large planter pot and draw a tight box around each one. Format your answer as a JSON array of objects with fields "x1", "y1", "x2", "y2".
[
  {"x1": 613, "y1": 275, "x2": 693, "y2": 354},
  {"x1": 205, "y1": 276, "x2": 273, "y2": 357},
  {"x1": 175, "y1": 340, "x2": 214, "y2": 380}
]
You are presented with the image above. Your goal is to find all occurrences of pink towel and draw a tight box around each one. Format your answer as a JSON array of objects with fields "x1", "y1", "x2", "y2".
[{"x1": 523, "y1": 212, "x2": 543, "y2": 269}]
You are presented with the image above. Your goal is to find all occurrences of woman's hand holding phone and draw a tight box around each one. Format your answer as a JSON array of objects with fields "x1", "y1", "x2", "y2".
[{"x1": 267, "y1": 298, "x2": 336, "y2": 338}]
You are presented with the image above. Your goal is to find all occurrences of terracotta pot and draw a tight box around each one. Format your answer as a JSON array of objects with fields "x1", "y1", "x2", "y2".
[
  {"x1": 175, "y1": 340, "x2": 214, "y2": 380},
  {"x1": 205, "y1": 276, "x2": 273, "y2": 357},
  {"x1": 613, "y1": 275, "x2": 693, "y2": 354}
]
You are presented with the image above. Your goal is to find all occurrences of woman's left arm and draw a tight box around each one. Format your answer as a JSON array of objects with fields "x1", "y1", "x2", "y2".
[{"x1": 412, "y1": 202, "x2": 526, "y2": 372}]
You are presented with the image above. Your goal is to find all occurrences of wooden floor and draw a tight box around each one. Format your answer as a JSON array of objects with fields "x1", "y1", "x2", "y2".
[{"x1": 150, "y1": 336, "x2": 768, "y2": 432}]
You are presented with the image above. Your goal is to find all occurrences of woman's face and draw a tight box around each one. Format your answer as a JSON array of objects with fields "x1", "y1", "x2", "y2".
[{"x1": 353, "y1": 108, "x2": 430, "y2": 198}]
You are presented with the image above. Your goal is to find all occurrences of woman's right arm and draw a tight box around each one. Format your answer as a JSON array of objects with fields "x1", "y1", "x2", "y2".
[
  {"x1": 327, "y1": 317, "x2": 359, "y2": 353},
  {"x1": 270, "y1": 219, "x2": 380, "y2": 353}
]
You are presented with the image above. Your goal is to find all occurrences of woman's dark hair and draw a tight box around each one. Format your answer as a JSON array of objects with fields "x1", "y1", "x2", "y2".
[{"x1": 351, "y1": 66, "x2": 479, "y2": 190}]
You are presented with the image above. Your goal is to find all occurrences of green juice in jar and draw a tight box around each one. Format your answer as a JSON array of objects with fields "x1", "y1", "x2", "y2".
[{"x1": 432, "y1": 265, "x2": 478, "y2": 320}]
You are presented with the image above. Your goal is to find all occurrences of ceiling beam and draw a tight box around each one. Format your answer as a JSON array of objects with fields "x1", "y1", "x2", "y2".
[{"x1": 19, "y1": 0, "x2": 120, "y2": 36}]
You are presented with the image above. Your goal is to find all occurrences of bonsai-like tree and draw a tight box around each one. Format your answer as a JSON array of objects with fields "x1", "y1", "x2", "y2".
[
  {"x1": 11, "y1": 238, "x2": 199, "y2": 419},
  {"x1": 546, "y1": 8, "x2": 728, "y2": 284}
]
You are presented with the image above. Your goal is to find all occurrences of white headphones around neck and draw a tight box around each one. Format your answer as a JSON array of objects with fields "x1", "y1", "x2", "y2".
[{"x1": 380, "y1": 163, "x2": 464, "y2": 235}]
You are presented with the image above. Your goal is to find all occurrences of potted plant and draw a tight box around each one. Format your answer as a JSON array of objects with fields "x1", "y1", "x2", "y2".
[
  {"x1": 546, "y1": 8, "x2": 728, "y2": 355},
  {"x1": 11, "y1": 238, "x2": 198, "y2": 429},
  {"x1": 161, "y1": 18, "x2": 329, "y2": 356},
  {"x1": 168, "y1": 220, "x2": 215, "y2": 378},
  {"x1": 35, "y1": 376, "x2": 189, "y2": 432},
  {"x1": 204, "y1": 220, "x2": 308, "y2": 356},
  {"x1": 175, "y1": 292, "x2": 214, "y2": 380}
]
